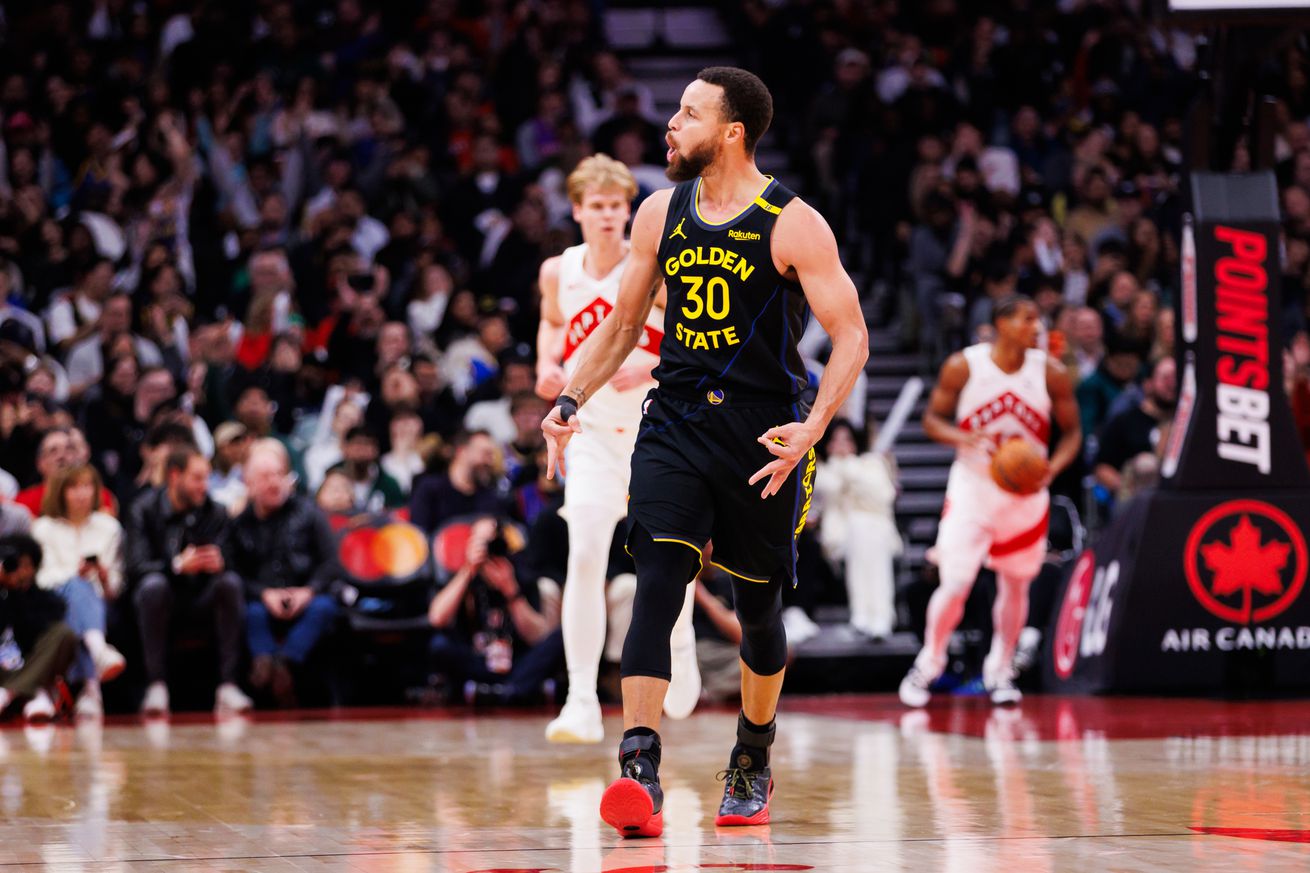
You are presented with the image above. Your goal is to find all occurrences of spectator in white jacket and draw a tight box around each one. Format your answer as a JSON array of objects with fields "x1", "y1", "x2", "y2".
[
  {"x1": 29, "y1": 464, "x2": 127, "y2": 718},
  {"x1": 813, "y1": 420, "x2": 903, "y2": 640}
]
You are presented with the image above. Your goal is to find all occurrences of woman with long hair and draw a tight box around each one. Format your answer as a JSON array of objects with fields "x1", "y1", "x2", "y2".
[{"x1": 30, "y1": 464, "x2": 126, "y2": 718}]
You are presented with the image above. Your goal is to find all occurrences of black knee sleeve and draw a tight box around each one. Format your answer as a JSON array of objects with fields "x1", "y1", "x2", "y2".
[
  {"x1": 619, "y1": 523, "x2": 701, "y2": 680},
  {"x1": 733, "y1": 573, "x2": 788, "y2": 676}
]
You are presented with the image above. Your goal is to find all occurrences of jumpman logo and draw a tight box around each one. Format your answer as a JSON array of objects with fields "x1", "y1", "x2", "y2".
[{"x1": 669, "y1": 218, "x2": 687, "y2": 241}]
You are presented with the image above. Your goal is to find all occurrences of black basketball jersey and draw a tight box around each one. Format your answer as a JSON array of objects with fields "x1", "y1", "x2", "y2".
[{"x1": 653, "y1": 176, "x2": 808, "y2": 401}]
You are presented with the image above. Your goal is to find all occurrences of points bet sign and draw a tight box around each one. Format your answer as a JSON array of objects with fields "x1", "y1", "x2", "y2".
[{"x1": 1047, "y1": 173, "x2": 1310, "y2": 693}]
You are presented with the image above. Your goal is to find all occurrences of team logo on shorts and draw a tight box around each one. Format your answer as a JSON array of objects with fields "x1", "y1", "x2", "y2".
[
  {"x1": 1183, "y1": 499, "x2": 1308, "y2": 624},
  {"x1": 707, "y1": 388, "x2": 725, "y2": 405},
  {"x1": 643, "y1": 399, "x2": 653, "y2": 415}
]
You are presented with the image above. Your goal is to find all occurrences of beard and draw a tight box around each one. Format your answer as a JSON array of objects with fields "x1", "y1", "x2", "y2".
[{"x1": 666, "y1": 139, "x2": 718, "y2": 182}]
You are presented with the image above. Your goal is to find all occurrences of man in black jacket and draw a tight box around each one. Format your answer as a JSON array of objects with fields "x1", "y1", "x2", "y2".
[
  {"x1": 0, "y1": 535, "x2": 77, "y2": 720},
  {"x1": 126, "y1": 446, "x2": 252, "y2": 716},
  {"x1": 227, "y1": 440, "x2": 341, "y2": 707}
]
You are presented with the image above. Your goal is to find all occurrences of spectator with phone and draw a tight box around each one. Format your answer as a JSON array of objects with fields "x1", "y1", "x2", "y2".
[
  {"x1": 30, "y1": 464, "x2": 126, "y2": 717},
  {"x1": 0, "y1": 534, "x2": 78, "y2": 721},
  {"x1": 227, "y1": 440, "x2": 340, "y2": 708},
  {"x1": 125, "y1": 445, "x2": 251, "y2": 716},
  {"x1": 427, "y1": 515, "x2": 562, "y2": 704}
]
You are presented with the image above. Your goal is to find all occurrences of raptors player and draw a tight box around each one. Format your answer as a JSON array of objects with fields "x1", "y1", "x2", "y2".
[
  {"x1": 537, "y1": 155, "x2": 700, "y2": 743},
  {"x1": 900, "y1": 295, "x2": 1081, "y2": 707}
]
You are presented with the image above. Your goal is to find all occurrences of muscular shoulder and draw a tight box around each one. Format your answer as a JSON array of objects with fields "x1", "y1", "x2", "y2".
[
  {"x1": 937, "y1": 351, "x2": 971, "y2": 390},
  {"x1": 630, "y1": 188, "x2": 675, "y2": 250},
  {"x1": 538, "y1": 254, "x2": 562, "y2": 287},
  {"x1": 1045, "y1": 356, "x2": 1074, "y2": 393},
  {"x1": 770, "y1": 196, "x2": 833, "y2": 272}
]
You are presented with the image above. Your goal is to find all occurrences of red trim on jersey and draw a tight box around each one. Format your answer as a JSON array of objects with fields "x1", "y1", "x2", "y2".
[
  {"x1": 561, "y1": 296, "x2": 663, "y2": 363},
  {"x1": 989, "y1": 510, "x2": 1050, "y2": 557},
  {"x1": 958, "y1": 390, "x2": 1050, "y2": 443}
]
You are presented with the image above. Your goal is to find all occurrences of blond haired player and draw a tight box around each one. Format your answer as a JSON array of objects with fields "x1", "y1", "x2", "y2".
[
  {"x1": 538, "y1": 155, "x2": 701, "y2": 744},
  {"x1": 900, "y1": 296, "x2": 1081, "y2": 707}
]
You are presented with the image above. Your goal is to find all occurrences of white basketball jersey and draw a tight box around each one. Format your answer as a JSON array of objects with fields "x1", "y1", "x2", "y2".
[
  {"x1": 557, "y1": 243, "x2": 664, "y2": 432},
  {"x1": 952, "y1": 343, "x2": 1051, "y2": 478}
]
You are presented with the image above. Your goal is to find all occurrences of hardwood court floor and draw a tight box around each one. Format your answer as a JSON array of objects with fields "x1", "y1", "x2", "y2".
[{"x1": 2, "y1": 695, "x2": 1310, "y2": 871}]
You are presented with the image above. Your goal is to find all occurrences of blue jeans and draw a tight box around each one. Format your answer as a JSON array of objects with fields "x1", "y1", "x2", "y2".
[
  {"x1": 247, "y1": 594, "x2": 339, "y2": 664},
  {"x1": 56, "y1": 577, "x2": 105, "y2": 683}
]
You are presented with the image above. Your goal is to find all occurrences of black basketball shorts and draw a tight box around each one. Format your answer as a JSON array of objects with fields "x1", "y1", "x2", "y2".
[{"x1": 626, "y1": 387, "x2": 817, "y2": 585}]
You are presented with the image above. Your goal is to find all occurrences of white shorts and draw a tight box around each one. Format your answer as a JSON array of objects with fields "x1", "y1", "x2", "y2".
[
  {"x1": 561, "y1": 423, "x2": 638, "y2": 519},
  {"x1": 931, "y1": 464, "x2": 1049, "y2": 587}
]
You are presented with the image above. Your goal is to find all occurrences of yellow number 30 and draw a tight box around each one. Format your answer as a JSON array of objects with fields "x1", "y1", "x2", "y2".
[{"x1": 680, "y1": 276, "x2": 731, "y2": 320}]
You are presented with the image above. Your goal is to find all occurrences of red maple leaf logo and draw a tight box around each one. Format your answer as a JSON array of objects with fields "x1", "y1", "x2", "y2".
[{"x1": 1200, "y1": 515, "x2": 1290, "y2": 597}]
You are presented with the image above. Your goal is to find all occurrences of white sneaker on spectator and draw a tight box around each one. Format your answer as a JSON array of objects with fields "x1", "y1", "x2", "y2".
[
  {"x1": 545, "y1": 698, "x2": 603, "y2": 744},
  {"x1": 141, "y1": 681, "x2": 170, "y2": 717},
  {"x1": 75, "y1": 683, "x2": 103, "y2": 720},
  {"x1": 93, "y1": 646, "x2": 126, "y2": 683},
  {"x1": 22, "y1": 689, "x2": 55, "y2": 722},
  {"x1": 781, "y1": 605, "x2": 820, "y2": 646},
  {"x1": 663, "y1": 639, "x2": 702, "y2": 720},
  {"x1": 214, "y1": 683, "x2": 253, "y2": 715}
]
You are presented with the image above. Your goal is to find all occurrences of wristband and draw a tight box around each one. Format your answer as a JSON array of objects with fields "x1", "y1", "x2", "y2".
[{"x1": 556, "y1": 394, "x2": 578, "y2": 423}]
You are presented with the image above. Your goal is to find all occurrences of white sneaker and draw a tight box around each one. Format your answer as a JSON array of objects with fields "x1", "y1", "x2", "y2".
[
  {"x1": 93, "y1": 645, "x2": 126, "y2": 682},
  {"x1": 545, "y1": 698, "x2": 604, "y2": 744},
  {"x1": 898, "y1": 666, "x2": 934, "y2": 708},
  {"x1": 664, "y1": 640, "x2": 702, "y2": 720},
  {"x1": 75, "y1": 685, "x2": 103, "y2": 720},
  {"x1": 214, "y1": 683, "x2": 253, "y2": 715},
  {"x1": 141, "y1": 681, "x2": 170, "y2": 717},
  {"x1": 22, "y1": 689, "x2": 55, "y2": 722},
  {"x1": 985, "y1": 670, "x2": 1023, "y2": 707},
  {"x1": 781, "y1": 605, "x2": 820, "y2": 645}
]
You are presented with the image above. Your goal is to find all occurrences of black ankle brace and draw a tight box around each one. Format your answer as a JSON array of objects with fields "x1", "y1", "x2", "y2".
[
  {"x1": 619, "y1": 730, "x2": 662, "y2": 778},
  {"x1": 730, "y1": 712, "x2": 776, "y2": 771}
]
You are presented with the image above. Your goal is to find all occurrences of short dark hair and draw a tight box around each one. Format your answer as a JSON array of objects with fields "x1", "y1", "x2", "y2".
[
  {"x1": 696, "y1": 66, "x2": 772, "y2": 154},
  {"x1": 992, "y1": 294, "x2": 1036, "y2": 325},
  {"x1": 0, "y1": 534, "x2": 43, "y2": 571},
  {"x1": 165, "y1": 445, "x2": 203, "y2": 476},
  {"x1": 345, "y1": 425, "x2": 378, "y2": 444}
]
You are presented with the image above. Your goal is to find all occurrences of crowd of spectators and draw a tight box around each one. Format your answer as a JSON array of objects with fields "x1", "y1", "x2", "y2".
[
  {"x1": 736, "y1": 0, "x2": 1310, "y2": 513},
  {"x1": 0, "y1": 0, "x2": 1308, "y2": 716}
]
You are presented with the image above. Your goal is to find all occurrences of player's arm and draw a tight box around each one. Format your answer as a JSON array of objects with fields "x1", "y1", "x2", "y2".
[
  {"x1": 1045, "y1": 359, "x2": 1082, "y2": 484},
  {"x1": 559, "y1": 190, "x2": 668, "y2": 405},
  {"x1": 541, "y1": 189, "x2": 670, "y2": 477},
  {"x1": 922, "y1": 352, "x2": 988, "y2": 452},
  {"x1": 535, "y1": 255, "x2": 568, "y2": 400},
  {"x1": 751, "y1": 200, "x2": 869, "y2": 497}
]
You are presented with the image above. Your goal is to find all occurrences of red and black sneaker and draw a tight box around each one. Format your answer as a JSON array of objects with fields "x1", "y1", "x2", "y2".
[
  {"x1": 714, "y1": 766, "x2": 773, "y2": 826},
  {"x1": 600, "y1": 734, "x2": 664, "y2": 838}
]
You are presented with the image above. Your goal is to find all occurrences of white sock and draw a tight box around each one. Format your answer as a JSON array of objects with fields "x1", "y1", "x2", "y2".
[
  {"x1": 81, "y1": 679, "x2": 101, "y2": 699},
  {"x1": 84, "y1": 629, "x2": 108, "y2": 660},
  {"x1": 560, "y1": 504, "x2": 623, "y2": 706}
]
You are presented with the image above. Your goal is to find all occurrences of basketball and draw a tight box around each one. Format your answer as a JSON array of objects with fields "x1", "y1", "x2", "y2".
[{"x1": 990, "y1": 438, "x2": 1048, "y2": 495}]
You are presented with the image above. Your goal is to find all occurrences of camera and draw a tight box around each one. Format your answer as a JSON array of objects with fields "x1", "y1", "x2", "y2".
[{"x1": 486, "y1": 529, "x2": 510, "y2": 559}]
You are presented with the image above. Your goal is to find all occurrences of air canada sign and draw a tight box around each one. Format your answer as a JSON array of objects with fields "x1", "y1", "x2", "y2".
[{"x1": 1163, "y1": 499, "x2": 1310, "y2": 655}]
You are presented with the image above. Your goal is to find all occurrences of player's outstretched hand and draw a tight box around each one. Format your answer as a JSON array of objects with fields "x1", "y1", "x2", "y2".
[
  {"x1": 750, "y1": 421, "x2": 818, "y2": 499},
  {"x1": 542, "y1": 404, "x2": 583, "y2": 480}
]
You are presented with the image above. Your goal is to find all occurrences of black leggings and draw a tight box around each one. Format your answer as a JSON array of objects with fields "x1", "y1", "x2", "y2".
[{"x1": 620, "y1": 524, "x2": 789, "y2": 680}]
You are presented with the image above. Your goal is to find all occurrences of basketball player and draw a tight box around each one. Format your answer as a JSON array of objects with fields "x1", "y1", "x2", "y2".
[
  {"x1": 542, "y1": 67, "x2": 868, "y2": 836},
  {"x1": 899, "y1": 296, "x2": 1081, "y2": 708},
  {"x1": 536, "y1": 154, "x2": 702, "y2": 745}
]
